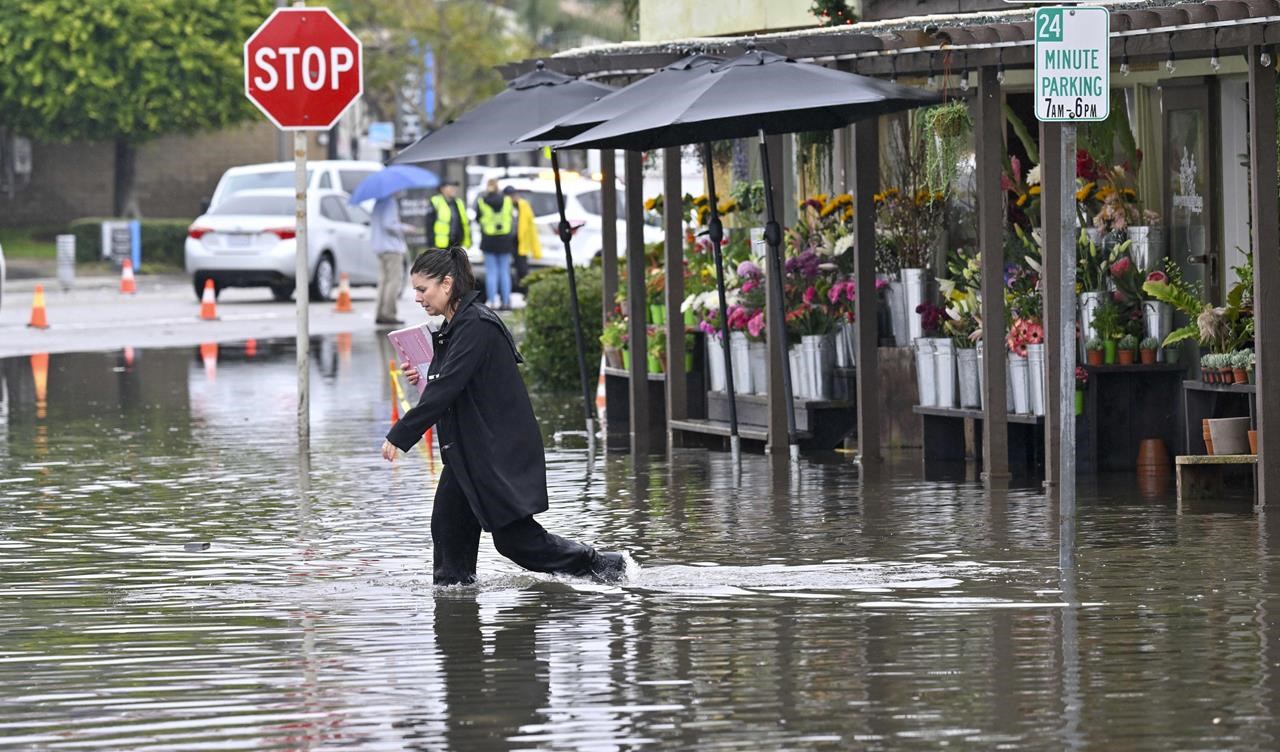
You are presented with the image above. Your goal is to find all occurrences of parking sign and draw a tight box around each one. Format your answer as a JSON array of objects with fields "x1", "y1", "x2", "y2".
[{"x1": 1035, "y1": 6, "x2": 1110, "y2": 122}]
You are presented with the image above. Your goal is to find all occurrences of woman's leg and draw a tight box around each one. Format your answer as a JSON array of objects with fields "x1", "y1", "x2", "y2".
[
  {"x1": 483, "y1": 253, "x2": 499, "y2": 305},
  {"x1": 498, "y1": 253, "x2": 512, "y2": 307},
  {"x1": 491, "y1": 516, "x2": 625, "y2": 581},
  {"x1": 431, "y1": 467, "x2": 483, "y2": 585}
]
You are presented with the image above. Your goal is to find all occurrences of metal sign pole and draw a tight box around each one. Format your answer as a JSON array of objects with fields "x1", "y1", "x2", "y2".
[
  {"x1": 1058, "y1": 126, "x2": 1077, "y2": 527},
  {"x1": 294, "y1": 130, "x2": 310, "y2": 448}
]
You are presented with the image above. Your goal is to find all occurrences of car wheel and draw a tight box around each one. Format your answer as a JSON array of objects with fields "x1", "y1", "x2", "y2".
[
  {"x1": 270, "y1": 284, "x2": 294, "y2": 302},
  {"x1": 309, "y1": 253, "x2": 335, "y2": 301},
  {"x1": 193, "y1": 276, "x2": 220, "y2": 301}
]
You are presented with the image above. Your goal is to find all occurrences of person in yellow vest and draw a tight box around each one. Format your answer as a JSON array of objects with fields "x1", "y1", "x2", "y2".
[
  {"x1": 426, "y1": 180, "x2": 470, "y2": 249},
  {"x1": 475, "y1": 179, "x2": 516, "y2": 309},
  {"x1": 505, "y1": 185, "x2": 542, "y2": 289}
]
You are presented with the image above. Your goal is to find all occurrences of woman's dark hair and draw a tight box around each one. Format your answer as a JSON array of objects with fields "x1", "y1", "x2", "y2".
[{"x1": 411, "y1": 247, "x2": 475, "y2": 309}]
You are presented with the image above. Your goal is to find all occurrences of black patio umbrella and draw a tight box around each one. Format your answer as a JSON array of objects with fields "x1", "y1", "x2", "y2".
[
  {"x1": 559, "y1": 46, "x2": 940, "y2": 459},
  {"x1": 393, "y1": 62, "x2": 614, "y2": 442},
  {"x1": 517, "y1": 54, "x2": 756, "y2": 453}
]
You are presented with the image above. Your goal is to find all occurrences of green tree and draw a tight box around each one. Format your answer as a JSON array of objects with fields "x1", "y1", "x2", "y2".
[{"x1": 0, "y1": 0, "x2": 272, "y2": 217}]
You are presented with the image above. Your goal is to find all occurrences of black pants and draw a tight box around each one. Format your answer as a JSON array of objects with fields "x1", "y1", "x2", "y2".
[
  {"x1": 431, "y1": 466, "x2": 596, "y2": 585},
  {"x1": 513, "y1": 253, "x2": 529, "y2": 289}
]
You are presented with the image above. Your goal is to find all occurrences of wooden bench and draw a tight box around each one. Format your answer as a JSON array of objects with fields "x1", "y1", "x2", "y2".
[{"x1": 1175, "y1": 454, "x2": 1257, "y2": 505}]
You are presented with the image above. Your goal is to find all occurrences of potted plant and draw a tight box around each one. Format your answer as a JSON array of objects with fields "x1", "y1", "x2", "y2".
[
  {"x1": 600, "y1": 316, "x2": 627, "y2": 369},
  {"x1": 1074, "y1": 366, "x2": 1088, "y2": 415},
  {"x1": 1117, "y1": 334, "x2": 1138, "y2": 366},
  {"x1": 1092, "y1": 300, "x2": 1121, "y2": 364},
  {"x1": 1231, "y1": 350, "x2": 1251, "y2": 385},
  {"x1": 1218, "y1": 353, "x2": 1235, "y2": 385},
  {"x1": 647, "y1": 327, "x2": 665, "y2": 374},
  {"x1": 1201, "y1": 353, "x2": 1214, "y2": 383},
  {"x1": 1085, "y1": 337, "x2": 1104, "y2": 366},
  {"x1": 1139, "y1": 336, "x2": 1159, "y2": 365},
  {"x1": 645, "y1": 268, "x2": 666, "y2": 325},
  {"x1": 1248, "y1": 350, "x2": 1256, "y2": 384}
]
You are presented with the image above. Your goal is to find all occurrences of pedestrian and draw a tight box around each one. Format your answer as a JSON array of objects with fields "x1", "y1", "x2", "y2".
[
  {"x1": 370, "y1": 196, "x2": 412, "y2": 326},
  {"x1": 426, "y1": 180, "x2": 471, "y2": 250},
  {"x1": 381, "y1": 246, "x2": 628, "y2": 586},
  {"x1": 475, "y1": 179, "x2": 516, "y2": 309},
  {"x1": 506, "y1": 185, "x2": 542, "y2": 290}
]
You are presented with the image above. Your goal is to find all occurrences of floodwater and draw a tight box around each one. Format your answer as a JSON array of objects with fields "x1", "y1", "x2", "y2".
[{"x1": 1, "y1": 333, "x2": 1278, "y2": 750}]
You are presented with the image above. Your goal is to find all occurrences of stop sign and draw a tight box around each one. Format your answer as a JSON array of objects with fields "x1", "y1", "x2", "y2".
[{"x1": 244, "y1": 7, "x2": 363, "y2": 130}]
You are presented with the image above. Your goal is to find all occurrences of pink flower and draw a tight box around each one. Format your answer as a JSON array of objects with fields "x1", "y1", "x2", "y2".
[
  {"x1": 742, "y1": 280, "x2": 758, "y2": 294},
  {"x1": 737, "y1": 261, "x2": 762, "y2": 278},
  {"x1": 828, "y1": 285, "x2": 842, "y2": 304},
  {"x1": 1112, "y1": 291, "x2": 1126, "y2": 303},
  {"x1": 747, "y1": 311, "x2": 766, "y2": 338},
  {"x1": 875, "y1": 279, "x2": 889, "y2": 291},
  {"x1": 1110, "y1": 257, "x2": 1132, "y2": 278},
  {"x1": 1146, "y1": 270, "x2": 1168, "y2": 284},
  {"x1": 803, "y1": 286, "x2": 817, "y2": 304}
]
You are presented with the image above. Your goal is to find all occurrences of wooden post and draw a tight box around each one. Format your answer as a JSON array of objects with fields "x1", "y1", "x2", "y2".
[
  {"x1": 663, "y1": 147, "x2": 687, "y2": 429},
  {"x1": 601, "y1": 149, "x2": 618, "y2": 326},
  {"x1": 624, "y1": 150, "x2": 651, "y2": 455},
  {"x1": 764, "y1": 133, "x2": 790, "y2": 455},
  {"x1": 852, "y1": 118, "x2": 881, "y2": 469},
  {"x1": 1040, "y1": 122, "x2": 1064, "y2": 489},
  {"x1": 975, "y1": 66, "x2": 1009, "y2": 482},
  {"x1": 1249, "y1": 46, "x2": 1278, "y2": 507}
]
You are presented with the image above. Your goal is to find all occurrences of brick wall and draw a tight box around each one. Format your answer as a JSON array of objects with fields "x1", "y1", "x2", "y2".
[{"x1": 1, "y1": 122, "x2": 325, "y2": 227}]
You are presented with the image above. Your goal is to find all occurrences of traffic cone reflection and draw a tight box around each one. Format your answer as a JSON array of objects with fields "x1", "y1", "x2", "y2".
[
  {"x1": 334, "y1": 273, "x2": 353, "y2": 312},
  {"x1": 200, "y1": 342, "x2": 218, "y2": 381},
  {"x1": 596, "y1": 354, "x2": 607, "y2": 421},
  {"x1": 119, "y1": 259, "x2": 137, "y2": 294},
  {"x1": 336, "y1": 332, "x2": 352, "y2": 367},
  {"x1": 123, "y1": 346, "x2": 135, "y2": 369},
  {"x1": 244, "y1": 339, "x2": 258, "y2": 358},
  {"x1": 27, "y1": 284, "x2": 49, "y2": 329},
  {"x1": 199, "y1": 279, "x2": 219, "y2": 321},
  {"x1": 31, "y1": 352, "x2": 48, "y2": 420},
  {"x1": 389, "y1": 360, "x2": 400, "y2": 423}
]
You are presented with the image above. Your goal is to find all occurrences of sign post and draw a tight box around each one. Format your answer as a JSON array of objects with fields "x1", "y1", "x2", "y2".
[
  {"x1": 1035, "y1": 6, "x2": 1108, "y2": 520},
  {"x1": 244, "y1": 4, "x2": 363, "y2": 447}
]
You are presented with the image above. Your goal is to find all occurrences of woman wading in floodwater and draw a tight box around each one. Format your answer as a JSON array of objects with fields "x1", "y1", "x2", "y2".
[{"x1": 381, "y1": 246, "x2": 627, "y2": 585}]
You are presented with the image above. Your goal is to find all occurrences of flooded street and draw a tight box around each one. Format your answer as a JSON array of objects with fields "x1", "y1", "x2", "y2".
[{"x1": 2, "y1": 332, "x2": 1279, "y2": 750}]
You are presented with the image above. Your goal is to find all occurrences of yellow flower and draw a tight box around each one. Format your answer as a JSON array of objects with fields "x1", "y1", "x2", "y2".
[
  {"x1": 643, "y1": 196, "x2": 659, "y2": 211},
  {"x1": 1016, "y1": 192, "x2": 1029, "y2": 207},
  {"x1": 873, "y1": 192, "x2": 885, "y2": 203},
  {"x1": 1075, "y1": 181, "x2": 1096, "y2": 202},
  {"x1": 842, "y1": 206, "x2": 854, "y2": 221},
  {"x1": 692, "y1": 194, "x2": 709, "y2": 207},
  {"x1": 1028, "y1": 185, "x2": 1041, "y2": 196},
  {"x1": 717, "y1": 198, "x2": 738, "y2": 214},
  {"x1": 1096, "y1": 185, "x2": 1115, "y2": 201},
  {"x1": 1121, "y1": 187, "x2": 1138, "y2": 200},
  {"x1": 835, "y1": 193, "x2": 853, "y2": 207},
  {"x1": 697, "y1": 206, "x2": 710, "y2": 225}
]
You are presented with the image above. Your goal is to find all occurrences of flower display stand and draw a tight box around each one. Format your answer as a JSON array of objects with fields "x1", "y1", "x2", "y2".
[{"x1": 1080, "y1": 364, "x2": 1187, "y2": 472}]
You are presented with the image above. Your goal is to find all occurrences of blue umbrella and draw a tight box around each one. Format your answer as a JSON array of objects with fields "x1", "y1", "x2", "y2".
[{"x1": 349, "y1": 165, "x2": 439, "y2": 204}]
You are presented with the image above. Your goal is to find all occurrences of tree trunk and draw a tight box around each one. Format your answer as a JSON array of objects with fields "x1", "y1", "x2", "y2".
[{"x1": 113, "y1": 138, "x2": 141, "y2": 218}]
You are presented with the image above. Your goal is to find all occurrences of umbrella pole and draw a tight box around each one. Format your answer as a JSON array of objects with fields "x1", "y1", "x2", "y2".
[
  {"x1": 550, "y1": 150, "x2": 597, "y2": 443},
  {"x1": 756, "y1": 129, "x2": 799, "y2": 462},
  {"x1": 701, "y1": 143, "x2": 740, "y2": 459}
]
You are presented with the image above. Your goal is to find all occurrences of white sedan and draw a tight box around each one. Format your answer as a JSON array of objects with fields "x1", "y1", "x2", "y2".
[{"x1": 184, "y1": 188, "x2": 380, "y2": 301}]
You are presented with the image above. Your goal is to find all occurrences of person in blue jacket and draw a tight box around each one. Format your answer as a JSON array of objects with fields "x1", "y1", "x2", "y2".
[{"x1": 381, "y1": 246, "x2": 626, "y2": 585}]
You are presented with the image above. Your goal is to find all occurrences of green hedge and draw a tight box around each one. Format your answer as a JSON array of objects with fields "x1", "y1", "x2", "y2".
[
  {"x1": 66, "y1": 217, "x2": 192, "y2": 270},
  {"x1": 522, "y1": 266, "x2": 603, "y2": 391}
]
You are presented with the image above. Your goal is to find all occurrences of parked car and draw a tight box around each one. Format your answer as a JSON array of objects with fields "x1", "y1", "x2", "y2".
[
  {"x1": 206, "y1": 159, "x2": 384, "y2": 211},
  {"x1": 185, "y1": 188, "x2": 379, "y2": 301},
  {"x1": 466, "y1": 171, "x2": 663, "y2": 273}
]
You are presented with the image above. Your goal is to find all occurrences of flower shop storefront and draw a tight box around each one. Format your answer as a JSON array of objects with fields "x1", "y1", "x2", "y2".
[{"x1": 509, "y1": 1, "x2": 1279, "y2": 504}]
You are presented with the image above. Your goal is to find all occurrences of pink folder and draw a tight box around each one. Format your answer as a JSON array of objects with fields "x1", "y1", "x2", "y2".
[{"x1": 387, "y1": 324, "x2": 434, "y2": 394}]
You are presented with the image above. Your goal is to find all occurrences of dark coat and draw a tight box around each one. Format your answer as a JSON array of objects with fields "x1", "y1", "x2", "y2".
[
  {"x1": 476, "y1": 192, "x2": 518, "y2": 255},
  {"x1": 386, "y1": 291, "x2": 548, "y2": 530}
]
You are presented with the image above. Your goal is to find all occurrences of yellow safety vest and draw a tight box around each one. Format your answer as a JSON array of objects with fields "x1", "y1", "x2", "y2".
[
  {"x1": 430, "y1": 194, "x2": 471, "y2": 248},
  {"x1": 477, "y1": 195, "x2": 514, "y2": 236}
]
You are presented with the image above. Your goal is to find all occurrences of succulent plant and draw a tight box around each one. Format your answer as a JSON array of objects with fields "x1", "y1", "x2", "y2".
[
  {"x1": 1231, "y1": 350, "x2": 1252, "y2": 369},
  {"x1": 1086, "y1": 337, "x2": 1104, "y2": 351},
  {"x1": 1140, "y1": 336, "x2": 1160, "y2": 351},
  {"x1": 1118, "y1": 334, "x2": 1138, "y2": 351}
]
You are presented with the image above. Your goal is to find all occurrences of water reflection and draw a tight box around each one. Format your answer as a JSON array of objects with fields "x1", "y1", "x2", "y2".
[{"x1": 0, "y1": 334, "x2": 1277, "y2": 748}]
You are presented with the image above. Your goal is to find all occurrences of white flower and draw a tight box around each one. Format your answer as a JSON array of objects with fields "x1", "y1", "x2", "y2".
[
  {"x1": 1027, "y1": 165, "x2": 1041, "y2": 186},
  {"x1": 681, "y1": 293, "x2": 699, "y2": 313},
  {"x1": 834, "y1": 234, "x2": 856, "y2": 255}
]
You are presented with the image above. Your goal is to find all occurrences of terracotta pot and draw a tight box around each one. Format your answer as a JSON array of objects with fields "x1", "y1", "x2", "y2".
[
  {"x1": 1233, "y1": 368, "x2": 1248, "y2": 384},
  {"x1": 1117, "y1": 350, "x2": 1135, "y2": 365},
  {"x1": 1136, "y1": 438, "x2": 1170, "y2": 468},
  {"x1": 1086, "y1": 350, "x2": 1104, "y2": 366},
  {"x1": 1140, "y1": 349, "x2": 1157, "y2": 365},
  {"x1": 1203, "y1": 419, "x2": 1215, "y2": 455},
  {"x1": 1249, "y1": 429, "x2": 1258, "y2": 455},
  {"x1": 1220, "y1": 368, "x2": 1234, "y2": 385}
]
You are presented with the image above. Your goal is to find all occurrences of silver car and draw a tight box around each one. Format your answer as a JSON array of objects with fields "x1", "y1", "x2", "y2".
[{"x1": 184, "y1": 188, "x2": 379, "y2": 301}]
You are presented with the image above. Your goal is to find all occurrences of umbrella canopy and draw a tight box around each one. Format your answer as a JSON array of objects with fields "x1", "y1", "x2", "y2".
[
  {"x1": 393, "y1": 62, "x2": 615, "y2": 164},
  {"x1": 348, "y1": 164, "x2": 439, "y2": 204},
  {"x1": 518, "y1": 53, "x2": 723, "y2": 145},
  {"x1": 558, "y1": 48, "x2": 941, "y2": 151}
]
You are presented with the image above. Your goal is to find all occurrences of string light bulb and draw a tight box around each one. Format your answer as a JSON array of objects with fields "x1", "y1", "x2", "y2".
[
  {"x1": 1119, "y1": 54, "x2": 1130, "y2": 76},
  {"x1": 1262, "y1": 49, "x2": 1273, "y2": 67},
  {"x1": 1210, "y1": 53, "x2": 1221, "y2": 71},
  {"x1": 996, "y1": 67, "x2": 1005, "y2": 84},
  {"x1": 1165, "y1": 53, "x2": 1176, "y2": 73},
  {"x1": 961, "y1": 74, "x2": 970, "y2": 91}
]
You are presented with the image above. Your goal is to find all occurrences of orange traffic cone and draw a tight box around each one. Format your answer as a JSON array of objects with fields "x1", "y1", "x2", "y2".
[
  {"x1": 334, "y1": 273, "x2": 353, "y2": 313},
  {"x1": 27, "y1": 284, "x2": 50, "y2": 329},
  {"x1": 119, "y1": 259, "x2": 137, "y2": 295},
  {"x1": 424, "y1": 426, "x2": 433, "y2": 453},
  {"x1": 198, "y1": 279, "x2": 218, "y2": 321}
]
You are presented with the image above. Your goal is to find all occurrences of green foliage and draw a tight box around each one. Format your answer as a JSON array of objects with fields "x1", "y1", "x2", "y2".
[
  {"x1": 1091, "y1": 300, "x2": 1121, "y2": 340},
  {"x1": 1140, "y1": 336, "x2": 1160, "y2": 350},
  {"x1": 522, "y1": 266, "x2": 603, "y2": 391},
  {"x1": 922, "y1": 101, "x2": 972, "y2": 192},
  {"x1": 0, "y1": 0, "x2": 271, "y2": 143},
  {"x1": 67, "y1": 217, "x2": 190, "y2": 269},
  {"x1": 1118, "y1": 334, "x2": 1138, "y2": 351}
]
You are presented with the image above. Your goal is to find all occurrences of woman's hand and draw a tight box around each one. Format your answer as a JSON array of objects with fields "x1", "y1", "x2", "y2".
[
  {"x1": 381, "y1": 440, "x2": 399, "y2": 462},
  {"x1": 400, "y1": 361, "x2": 420, "y2": 386}
]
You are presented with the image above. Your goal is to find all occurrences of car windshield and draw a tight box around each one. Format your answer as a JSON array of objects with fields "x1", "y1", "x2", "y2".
[
  {"x1": 221, "y1": 170, "x2": 311, "y2": 196},
  {"x1": 339, "y1": 170, "x2": 379, "y2": 193},
  {"x1": 524, "y1": 192, "x2": 560, "y2": 217},
  {"x1": 576, "y1": 189, "x2": 626, "y2": 217},
  {"x1": 209, "y1": 195, "x2": 295, "y2": 216}
]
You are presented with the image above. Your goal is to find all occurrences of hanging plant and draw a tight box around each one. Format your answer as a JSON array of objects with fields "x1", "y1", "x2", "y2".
[
  {"x1": 921, "y1": 101, "x2": 972, "y2": 193},
  {"x1": 810, "y1": 0, "x2": 857, "y2": 27}
]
